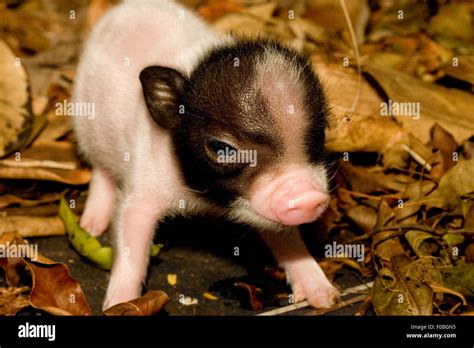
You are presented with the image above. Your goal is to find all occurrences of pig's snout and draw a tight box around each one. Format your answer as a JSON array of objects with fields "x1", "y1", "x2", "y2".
[
  {"x1": 271, "y1": 181, "x2": 329, "y2": 225},
  {"x1": 250, "y1": 172, "x2": 330, "y2": 226}
]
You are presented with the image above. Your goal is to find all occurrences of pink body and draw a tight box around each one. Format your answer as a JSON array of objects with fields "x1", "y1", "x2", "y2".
[{"x1": 73, "y1": 0, "x2": 339, "y2": 310}]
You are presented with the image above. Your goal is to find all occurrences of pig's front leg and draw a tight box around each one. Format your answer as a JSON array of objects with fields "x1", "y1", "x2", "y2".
[
  {"x1": 262, "y1": 229, "x2": 340, "y2": 308},
  {"x1": 80, "y1": 167, "x2": 116, "y2": 237},
  {"x1": 103, "y1": 192, "x2": 164, "y2": 310}
]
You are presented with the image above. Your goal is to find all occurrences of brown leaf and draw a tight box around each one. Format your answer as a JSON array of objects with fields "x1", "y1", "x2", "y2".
[
  {"x1": 318, "y1": 260, "x2": 343, "y2": 282},
  {"x1": 430, "y1": 124, "x2": 458, "y2": 178},
  {"x1": 0, "y1": 286, "x2": 30, "y2": 315},
  {"x1": 103, "y1": 291, "x2": 170, "y2": 316},
  {"x1": 443, "y1": 55, "x2": 474, "y2": 86},
  {"x1": 363, "y1": 64, "x2": 474, "y2": 145},
  {"x1": 263, "y1": 267, "x2": 286, "y2": 281},
  {"x1": 234, "y1": 282, "x2": 263, "y2": 311},
  {"x1": 197, "y1": 0, "x2": 242, "y2": 22},
  {"x1": 25, "y1": 260, "x2": 91, "y2": 315},
  {"x1": 426, "y1": 159, "x2": 474, "y2": 209},
  {"x1": 0, "y1": 216, "x2": 65, "y2": 237},
  {"x1": 465, "y1": 243, "x2": 474, "y2": 263},
  {"x1": 0, "y1": 39, "x2": 33, "y2": 158},
  {"x1": 346, "y1": 205, "x2": 377, "y2": 233},
  {"x1": 35, "y1": 85, "x2": 72, "y2": 143},
  {"x1": 0, "y1": 232, "x2": 29, "y2": 286},
  {"x1": 0, "y1": 192, "x2": 63, "y2": 209},
  {"x1": 341, "y1": 162, "x2": 409, "y2": 194}
]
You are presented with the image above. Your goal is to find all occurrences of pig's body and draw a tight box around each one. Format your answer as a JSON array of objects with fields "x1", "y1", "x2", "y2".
[
  {"x1": 74, "y1": 0, "x2": 220, "y2": 181},
  {"x1": 73, "y1": 0, "x2": 340, "y2": 310}
]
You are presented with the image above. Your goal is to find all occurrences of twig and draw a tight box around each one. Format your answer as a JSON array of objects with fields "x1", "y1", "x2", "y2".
[
  {"x1": 257, "y1": 281, "x2": 374, "y2": 316},
  {"x1": 400, "y1": 144, "x2": 432, "y2": 172}
]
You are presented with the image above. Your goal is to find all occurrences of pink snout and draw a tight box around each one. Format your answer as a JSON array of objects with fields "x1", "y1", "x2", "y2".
[{"x1": 270, "y1": 181, "x2": 330, "y2": 225}]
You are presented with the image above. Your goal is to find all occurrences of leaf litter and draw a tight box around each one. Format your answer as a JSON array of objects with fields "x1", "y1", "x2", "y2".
[{"x1": 0, "y1": 0, "x2": 473, "y2": 316}]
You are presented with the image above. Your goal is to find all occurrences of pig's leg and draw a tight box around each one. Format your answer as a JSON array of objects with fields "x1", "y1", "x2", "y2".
[
  {"x1": 262, "y1": 230, "x2": 340, "y2": 308},
  {"x1": 80, "y1": 167, "x2": 116, "y2": 237},
  {"x1": 102, "y1": 191, "x2": 163, "y2": 310}
]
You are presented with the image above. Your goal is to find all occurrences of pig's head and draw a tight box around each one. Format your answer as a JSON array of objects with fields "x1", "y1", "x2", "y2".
[{"x1": 140, "y1": 39, "x2": 329, "y2": 231}]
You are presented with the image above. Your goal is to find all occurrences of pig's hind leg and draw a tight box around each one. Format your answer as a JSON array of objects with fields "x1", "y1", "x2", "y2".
[
  {"x1": 262, "y1": 230, "x2": 341, "y2": 309},
  {"x1": 80, "y1": 167, "x2": 117, "y2": 237}
]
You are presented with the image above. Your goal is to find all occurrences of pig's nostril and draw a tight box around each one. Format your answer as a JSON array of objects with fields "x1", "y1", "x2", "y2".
[{"x1": 271, "y1": 189, "x2": 329, "y2": 226}]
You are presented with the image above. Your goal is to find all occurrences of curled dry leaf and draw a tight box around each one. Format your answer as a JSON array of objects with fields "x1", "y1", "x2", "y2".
[
  {"x1": 404, "y1": 230, "x2": 443, "y2": 257},
  {"x1": 25, "y1": 260, "x2": 91, "y2": 316},
  {"x1": 0, "y1": 39, "x2": 33, "y2": 158},
  {"x1": 0, "y1": 286, "x2": 30, "y2": 315},
  {"x1": 103, "y1": 290, "x2": 170, "y2": 316},
  {"x1": 234, "y1": 282, "x2": 264, "y2": 311}
]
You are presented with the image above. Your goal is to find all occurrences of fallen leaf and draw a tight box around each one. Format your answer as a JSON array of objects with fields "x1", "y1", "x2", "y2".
[
  {"x1": 363, "y1": 64, "x2": 474, "y2": 145},
  {"x1": 0, "y1": 286, "x2": 30, "y2": 315},
  {"x1": 0, "y1": 192, "x2": 63, "y2": 209},
  {"x1": 0, "y1": 39, "x2": 33, "y2": 158},
  {"x1": 346, "y1": 205, "x2": 377, "y2": 233},
  {"x1": 103, "y1": 290, "x2": 169, "y2": 316},
  {"x1": 426, "y1": 159, "x2": 474, "y2": 209},
  {"x1": 430, "y1": 124, "x2": 458, "y2": 178},
  {"x1": 234, "y1": 282, "x2": 263, "y2": 311},
  {"x1": 25, "y1": 260, "x2": 91, "y2": 315},
  {"x1": 0, "y1": 216, "x2": 65, "y2": 237},
  {"x1": 442, "y1": 261, "x2": 474, "y2": 297},
  {"x1": 404, "y1": 230, "x2": 443, "y2": 257},
  {"x1": 372, "y1": 255, "x2": 433, "y2": 315}
]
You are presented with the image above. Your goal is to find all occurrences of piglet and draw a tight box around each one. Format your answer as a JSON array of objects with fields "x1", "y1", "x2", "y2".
[{"x1": 72, "y1": 0, "x2": 340, "y2": 310}]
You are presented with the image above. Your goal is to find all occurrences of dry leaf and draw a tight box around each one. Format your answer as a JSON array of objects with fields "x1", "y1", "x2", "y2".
[
  {"x1": 0, "y1": 286, "x2": 30, "y2": 315},
  {"x1": 372, "y1": 255, "x2": 433, "y2": 315},
  {"x1": 25, "y1": 260, "x2": 91, "y2": 315},
  {"x1": 426, "y1": 159, "x2": 474, "y2": 209},
  {"x1": 0, "y1": 39, "x2": 33, "y2": 158},
  {"x1": 234, "y1": 282, "x2": 263, "y2": 311},
  {"x1": 0, "y1": 216, "x2": 65, "y2": 237},
  {"x1": 363, "y1": 64, "x2": 474, "y2": 144},
  {"x1": 103, "y1": 290, "x2": 170, "y2": 316}
]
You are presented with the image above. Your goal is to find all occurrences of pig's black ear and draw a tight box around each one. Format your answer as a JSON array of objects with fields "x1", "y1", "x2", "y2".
[{"x1": 139, "y1": 66, "x2": 186, "y2": 130}]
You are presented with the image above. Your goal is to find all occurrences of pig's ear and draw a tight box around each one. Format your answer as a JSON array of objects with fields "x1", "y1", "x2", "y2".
[{"x1": 139, "y1": 66, "x2": 186, "y2": 130}]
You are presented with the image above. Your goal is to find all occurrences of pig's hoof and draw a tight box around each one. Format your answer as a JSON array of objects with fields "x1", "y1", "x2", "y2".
[
  {"x1": 80, "y1": 214, "x2": 109, "y2": 237},
  {"x1": 102, "y1": 285, "x2": 141, "y2": 311},
  {"x1": 292, "y1": 281, "x2": 341, "y2": 309}
]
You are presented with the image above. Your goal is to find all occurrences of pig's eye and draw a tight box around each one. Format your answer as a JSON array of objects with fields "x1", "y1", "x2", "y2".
[{"x1": 204, "y1": 138, "x2": 237, "y2": 165}]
